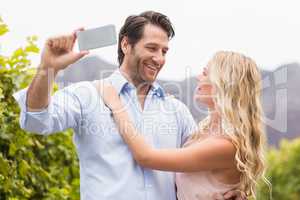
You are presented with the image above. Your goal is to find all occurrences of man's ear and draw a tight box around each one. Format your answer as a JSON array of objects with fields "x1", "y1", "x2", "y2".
[{"x1": 121, "y1": 36, "x2": 130, "y2": 55}]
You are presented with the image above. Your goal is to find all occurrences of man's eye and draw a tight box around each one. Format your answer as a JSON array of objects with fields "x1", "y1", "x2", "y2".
[{"x1": 147, "y1": 47, "x2": 156, "y2": 51}]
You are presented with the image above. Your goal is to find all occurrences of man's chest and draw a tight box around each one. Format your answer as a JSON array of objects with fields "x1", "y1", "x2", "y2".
[{"x1": 79, "y1": 98, "x2": 181, "y2": 149}]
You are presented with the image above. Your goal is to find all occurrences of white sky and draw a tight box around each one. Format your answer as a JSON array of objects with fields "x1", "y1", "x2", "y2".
[{"x1": 1, "y1": 0, "x2": 300, "y2": 80}]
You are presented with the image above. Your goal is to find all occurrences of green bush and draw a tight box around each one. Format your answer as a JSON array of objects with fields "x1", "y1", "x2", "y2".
[
  {"x1": 256, "y1": 138, "x2": 300, "y2": 200},
  {"x1": 0, "y1": 18, "x2": 80, "y2": 200}
]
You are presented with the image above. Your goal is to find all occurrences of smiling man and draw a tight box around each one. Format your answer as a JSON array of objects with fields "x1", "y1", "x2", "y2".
[
  {"x1": 13, "y1": 11, "x2": 243, "y2": 200},
  {"x1": 117, "y1": 18, "x2": 171, "y2": 109}
]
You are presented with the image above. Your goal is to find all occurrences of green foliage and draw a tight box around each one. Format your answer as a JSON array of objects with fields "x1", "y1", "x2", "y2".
[
  {"x1": 0, "y1": 17, "x2": 9, "y2": 36},
  {"x1": 256, "y1": 138, "x2": 300, "y2": 200},
  {"x1": 0, "y1": 19, "x2": 79, "y2": 199}
]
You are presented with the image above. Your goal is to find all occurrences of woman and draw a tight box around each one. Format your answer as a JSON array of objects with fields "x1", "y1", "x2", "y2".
[{"x1": 99, "y1": 51, "x2": 269, "y2": 199}]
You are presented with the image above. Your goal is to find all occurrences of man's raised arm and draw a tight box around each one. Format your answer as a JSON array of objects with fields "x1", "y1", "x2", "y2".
[
  {"x1": 13, "y1": 29, "x2": 90, "y2": 134},
  {"x1": 27, "y1": 28, "x2": 89, "y2": 111}
]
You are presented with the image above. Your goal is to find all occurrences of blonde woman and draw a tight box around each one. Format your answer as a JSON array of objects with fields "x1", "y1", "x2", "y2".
[{"x1": 99, "y1": 51, "x2": 268, "y2": 199}]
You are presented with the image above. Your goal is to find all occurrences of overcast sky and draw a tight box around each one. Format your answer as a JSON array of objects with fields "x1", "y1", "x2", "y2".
[{"x1": 1, "y1": 0, "x2": 299, "y2": 80}]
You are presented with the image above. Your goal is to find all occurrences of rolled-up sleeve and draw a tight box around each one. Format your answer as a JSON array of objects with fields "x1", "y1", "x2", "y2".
[{"x1": 13, "y1": 84, "x2": 83, "y2": 135}]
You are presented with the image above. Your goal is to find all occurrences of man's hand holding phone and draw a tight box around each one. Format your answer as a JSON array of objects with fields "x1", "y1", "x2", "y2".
[
  {"x1": 39, "y1": 25, "x2": 117, "y2": 73},
  {"x1": 40, "y1": 28, "x2": 89, "y2": 73}
]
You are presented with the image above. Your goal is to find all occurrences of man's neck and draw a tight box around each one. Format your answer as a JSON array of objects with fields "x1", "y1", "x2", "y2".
[
  {"x1": 119, "y1": 67, "x2": 153, "y2": 110},
  {"x1": 119, "y1": 67, "x2": 152, "y2": 96}
]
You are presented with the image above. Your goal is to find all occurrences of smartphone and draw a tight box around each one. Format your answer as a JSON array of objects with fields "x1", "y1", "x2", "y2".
[{"x1": 76, "y1": 24, "x2": 117, "y2": 51}]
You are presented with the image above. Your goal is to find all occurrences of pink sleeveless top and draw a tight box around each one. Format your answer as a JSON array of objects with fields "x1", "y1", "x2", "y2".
[{"x1": 175, "y1": 136, "x2": 240, "y2": 200}]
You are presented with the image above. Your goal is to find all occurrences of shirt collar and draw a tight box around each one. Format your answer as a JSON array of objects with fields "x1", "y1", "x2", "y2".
[
  {"x1": 106, "y1": 69, "x2": 166, "y2": 99},
  {"x1": 150, "y1": 81, "x2": 166, "y2": 99},
  {"x1": 106, "y1": 69, "x2": 131, "y2": 95}
]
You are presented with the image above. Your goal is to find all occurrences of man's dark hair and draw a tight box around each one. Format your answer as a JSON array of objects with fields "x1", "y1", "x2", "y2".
[{"x1": 117, "y1": 11, "x2": 175, "y2": 65}]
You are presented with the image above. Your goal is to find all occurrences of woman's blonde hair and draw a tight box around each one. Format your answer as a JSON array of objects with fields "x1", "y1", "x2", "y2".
[{"x1": 191, "y1": 51, "x2": 270, "y2": 197}]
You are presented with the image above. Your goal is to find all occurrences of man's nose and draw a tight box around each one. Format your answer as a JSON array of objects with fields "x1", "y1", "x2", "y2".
[{"x1": 152, "y1": 53, "x2": 165, "y2": 66}]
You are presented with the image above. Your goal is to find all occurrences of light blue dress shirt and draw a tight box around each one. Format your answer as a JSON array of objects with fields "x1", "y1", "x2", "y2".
[{"x1": 13, "y1": 69, "x2": 197, "y2": 200}]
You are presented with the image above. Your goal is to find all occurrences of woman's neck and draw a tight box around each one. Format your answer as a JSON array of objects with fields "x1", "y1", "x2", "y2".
[{"x1": 208, "y1": 109, "x2": 223, "y2": 135}]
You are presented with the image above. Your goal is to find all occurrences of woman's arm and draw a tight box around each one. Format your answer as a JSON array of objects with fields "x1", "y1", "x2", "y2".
[{"x1": 98, "y1": 82, "x2": 236, "y2": 172}]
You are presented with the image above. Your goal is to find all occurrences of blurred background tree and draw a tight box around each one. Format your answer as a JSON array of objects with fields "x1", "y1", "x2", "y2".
[
  {"x1": 0, "y1": 17, "x2": 80, "y2": 200},
  {"x1": 256, "y1": 138, "x2": 300, "y2": 200}
]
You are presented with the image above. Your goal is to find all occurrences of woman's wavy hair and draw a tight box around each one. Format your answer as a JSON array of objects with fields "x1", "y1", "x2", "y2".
[{"x1": 192, "y1": 51, "x2": 271, "y2": 198}]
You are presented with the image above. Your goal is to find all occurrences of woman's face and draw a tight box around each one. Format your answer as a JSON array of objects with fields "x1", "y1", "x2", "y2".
[{"x1": 194, "y1": 66, "x2": 215, "y2": 108}]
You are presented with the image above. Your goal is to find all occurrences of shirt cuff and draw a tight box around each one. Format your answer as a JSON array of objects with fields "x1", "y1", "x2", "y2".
[{"x1": 13, "y1": 88, "x2": 48, "y2": 114}]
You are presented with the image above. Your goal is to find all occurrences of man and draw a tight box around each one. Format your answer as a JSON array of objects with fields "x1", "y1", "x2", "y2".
[{"x1": 14, "y1": 11, "x2": 243, "y2": 200}]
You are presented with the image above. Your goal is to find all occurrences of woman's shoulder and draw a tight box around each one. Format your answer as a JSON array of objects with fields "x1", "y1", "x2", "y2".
[{"x1": 187, "y1": 133, "x2": 236, "y2": 156}]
